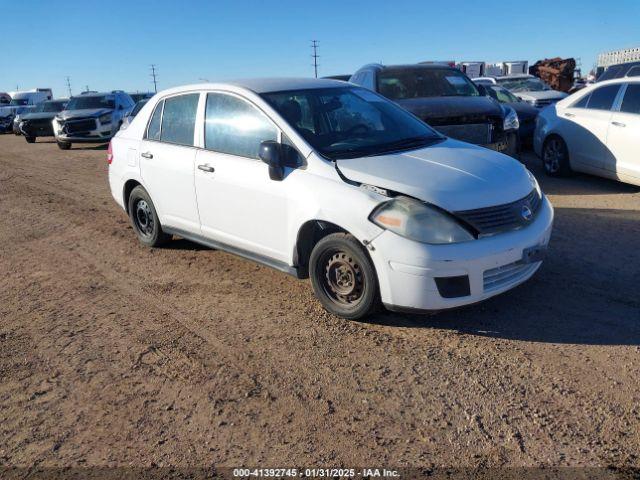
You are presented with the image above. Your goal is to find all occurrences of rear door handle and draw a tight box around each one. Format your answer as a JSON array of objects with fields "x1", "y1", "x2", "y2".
[
  {"x1": 564, "y1": 112, "x2": 575, "y2": 118},
  {"x1": 611, "y1": 121, "x2": 626, "y2": 127},
  {"x1": 198, "y1": 164, "x2": 215, "y2": 173},
  {"x1": 141, "y1": 152, "x2": 153, "y2": 159}
]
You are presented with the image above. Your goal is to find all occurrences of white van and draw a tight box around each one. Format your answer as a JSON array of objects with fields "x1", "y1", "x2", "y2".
[{"x1": 108, "y1": 79, "x2": 553, "y2": 319}]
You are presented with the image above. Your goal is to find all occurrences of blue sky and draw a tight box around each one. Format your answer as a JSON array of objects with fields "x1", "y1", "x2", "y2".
[{"x1": 2, "y1": 0, "x2": 638, "y2": 97}]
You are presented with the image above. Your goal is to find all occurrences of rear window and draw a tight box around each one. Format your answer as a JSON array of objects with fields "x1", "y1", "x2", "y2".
[
  {"x1": 620, "y1": 84, "x2": 640, "y2": 114},
  {"x1": 586, "y1": 85, "x2": 620, "y2": 110},
  {"x1": 159, "y1": 94, "x2": 199, "y2": 146}
]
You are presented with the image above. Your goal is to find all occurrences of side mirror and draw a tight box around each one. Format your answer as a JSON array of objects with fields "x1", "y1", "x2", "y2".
[
  {"x1": 476, "y1": 84, "x2": 487, "y2": 96},
  {"x1": 259, "y1": 140, "x2": 285, "y2": 181}
]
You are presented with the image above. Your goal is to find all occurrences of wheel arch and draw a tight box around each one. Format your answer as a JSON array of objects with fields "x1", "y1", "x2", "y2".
[
  {"x1": 123, "y1": 179, "x2": 142, "y2": 214},
  {"x1": 293, "y1": 220, "x2": 351, "y2": 279}
]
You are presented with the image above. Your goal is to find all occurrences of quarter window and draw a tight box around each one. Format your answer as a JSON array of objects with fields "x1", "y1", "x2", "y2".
[
  {"x1": 204, "y1": 93, "x2": 277, "y2": 159},
  {"x1": 586, "y1": 85, "x2": 620, "y2": 111},
  {"x1": 571, "y1": 93, "x2": 590, "y2": 109},
  {"x1": 620, "y1": 84, "x2": 640, "y2": 114},
  {"x1": 160, "y1": 93, "x2": 199, "y2": 146},
  {"x1": 146, "y1": 100, "x2": 163, "y2": 141}
]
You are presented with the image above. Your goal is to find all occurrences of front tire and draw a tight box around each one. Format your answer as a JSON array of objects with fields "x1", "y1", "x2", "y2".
[
  {"x1": 309, "y1": 233, "x2": 380, "y2": 320},
  {"x1": 542, "y1": 136, "x2": 572, "y2": 177},
  {"x1": 57, "y1": 141, "x2": 71, "y2": 150},
  {"x1": 25, "y1": 136, "x2": 35, "y2": 143},
  {"x1": 127, "y1": 186, "x2": 171, "y2": 247}
]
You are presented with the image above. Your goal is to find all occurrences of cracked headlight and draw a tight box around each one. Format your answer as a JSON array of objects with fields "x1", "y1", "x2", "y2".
[
  {"x1": 370, "y1": 197, "x2": 474, "y2": 244},
  {"x1": 503, "y1": 105, "x2": 519, "y2": 131}
]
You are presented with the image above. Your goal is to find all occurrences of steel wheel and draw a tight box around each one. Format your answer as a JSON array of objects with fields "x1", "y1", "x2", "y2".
[
  {"x1": 320, "y1": 250, "x2": 366, "y2": 307},
  {"x1": 134, "y1": 199, "x2": 155, "y2": 238}
]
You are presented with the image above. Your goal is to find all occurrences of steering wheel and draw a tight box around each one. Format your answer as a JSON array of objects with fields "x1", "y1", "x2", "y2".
[{"x1": 345, "y1": 123, "x2": 371, "y2": 135}]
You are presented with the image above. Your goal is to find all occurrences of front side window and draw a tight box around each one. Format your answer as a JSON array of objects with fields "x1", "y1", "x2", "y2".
[
  {"x1": 160, "y1": 93, "x2": 199, "y2": 146},
  {"x1": 146, "y1": 100, "x2": 163, "y2": 141},
  {"x1": 205, "y1": 93, "x2": 277, "y2": 159},
  {"x1": 262, "y1": 87, "x2": 442, "y2": 160},
  {"x1": 377, "y1": 67, "x2": 479, "y2": 100},
  {"x1": 490, "y1": 87, "x2": 519, "y2": 103},
  {"x1": 620, "y1": 84, "x2": 640, "y2": 114},
  {"x1": 587, "y1": 85, "x2": 620, "y2": 110}
]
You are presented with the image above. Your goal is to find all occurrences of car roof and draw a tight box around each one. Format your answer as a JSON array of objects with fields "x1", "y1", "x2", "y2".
[{"x1": 155, "y1": 78, "x2": 350, "y2": 96}]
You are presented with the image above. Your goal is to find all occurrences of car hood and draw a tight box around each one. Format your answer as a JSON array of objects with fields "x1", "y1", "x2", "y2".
[
  {"x1": 21, "y1": 112, "x2": 59, "y2": 121},
  {"x1": 394, "y1": 96, "x2": 504, "y2": 125},
  {"x1": 507, "y1": 101, "x2": 539, "y2": 120},
  {"x1": 57, "y1": 108, "x2": 112, "y2": 120},
  {"x1": 336, "y1": 138, "x2": 533, "y2": 212},
  {"x1": 514, "y1": 90, "x2": 567, "y2": 101}
]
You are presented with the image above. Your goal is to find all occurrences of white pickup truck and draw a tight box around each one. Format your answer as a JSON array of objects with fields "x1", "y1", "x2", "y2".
[{"x1": 0, "y1": 89, "x2": 52, "y2": 133}]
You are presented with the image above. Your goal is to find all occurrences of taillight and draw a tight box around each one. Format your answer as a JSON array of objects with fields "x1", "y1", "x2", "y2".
[{"x1": 107, "y1": 141, "x2": 113, "y2": 165}]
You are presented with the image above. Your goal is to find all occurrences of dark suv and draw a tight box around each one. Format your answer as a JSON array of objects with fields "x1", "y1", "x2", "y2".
[
  {"x1": 597, "y1": 61, "x2": 640, "y2": 82},
  {"x1": 350, "y1": 64, "x2": 518, "y2": 157}
]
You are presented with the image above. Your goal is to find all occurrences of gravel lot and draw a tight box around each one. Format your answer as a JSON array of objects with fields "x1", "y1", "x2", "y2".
[{"x1": 1, "y1": 134, "x2": 639, "y2": 475}]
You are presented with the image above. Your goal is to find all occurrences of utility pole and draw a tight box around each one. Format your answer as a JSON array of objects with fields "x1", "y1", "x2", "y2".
[
  {"x1": 65, "y1": 76, "x2": 72, "y2": 97},
  {"x1": 150, "y1": 64, "x2": 158, "y2": 93},
  {"x1": 310, "y1": 40, "x2": 319, "y2": 78}
]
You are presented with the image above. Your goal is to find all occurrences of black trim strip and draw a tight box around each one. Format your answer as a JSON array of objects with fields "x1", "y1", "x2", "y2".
[{"x1": 162, "y1": 226, "x2": 300, "y2": 278}]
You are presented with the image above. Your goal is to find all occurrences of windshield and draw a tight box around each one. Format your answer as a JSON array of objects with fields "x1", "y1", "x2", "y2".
[
  {"x1": 498, "y1": 77, "x2": 549, "y2": 92},
  {"x1": 34, "y1": 101, "x2": 66, "y2": 113},
  {"x1": 262, "y1": 87, "x2": 442, "y2": 160},
  {"x1": 10, "y1": 98, "x2": 29, "y2": 106},
  {"x1": 377, "y1": 67, "x2": 480, "y2": 100},
  {"x1": 66, "y1": 95, "x2": 115, "y2": 110}
]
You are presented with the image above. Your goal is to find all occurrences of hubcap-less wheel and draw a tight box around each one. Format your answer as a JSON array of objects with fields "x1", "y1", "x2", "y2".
[
  {"x1": 321, "y1": 250, "x2": 365, "y2": 306},
  {"x1": 134, "y1": 199, "x2": 154, "y2": 238},
  {"x1": 543, "y1": 138, "x2": 564, "y2": 174}
]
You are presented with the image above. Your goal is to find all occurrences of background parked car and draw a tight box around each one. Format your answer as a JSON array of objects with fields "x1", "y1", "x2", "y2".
[
  {"x1": 475, "y1": 74, "x2": 567, "y2": 108},
  {"x1": 477, "y1": 83, "x2": 539, "y2": 146},
  {"x1": 12, "y1": 106, "x2": 36, "y2": 134},
  {"x1": 128, "y1": 92, "x2": 155, "y2": 103},
  {"x1": 596, "y1": 61, "x2": 640, "y2": 82},
  {"x1": 534, "y1": 78, "x2": 640, "y2": 186},
  {"x1": 350, "y1": 63, "x2": 519, "y2": 157},
  {"x1": 53, "y1": 91, "x2": 134, "y2": 149},
  {"x1": 120, "y1": 98, "x2": 148, "y2": 129},
  {"x1": 18, "y1": 99, "x2": 68, "y2": 143},
  {"x1": 0, "y1": 89, "x2": 51, "y2": 133},
  {"x1": 0, "y1": 93, "x2": 11, "y2": 106}
]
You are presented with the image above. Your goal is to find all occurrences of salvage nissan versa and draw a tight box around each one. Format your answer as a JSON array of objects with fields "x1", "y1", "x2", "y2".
[{"x1": 108, "y1": 79, "x2": 553, "y2": 319}]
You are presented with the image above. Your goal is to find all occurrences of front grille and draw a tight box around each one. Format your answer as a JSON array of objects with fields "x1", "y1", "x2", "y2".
[
  {"x1": 455, "y1": 189, "x2": 542, "y2": 236},
  {"x1": 434, "y1": 123, "x2": 491, "y2": 144},
  {"x1": 483, "y1": 261, "x2": 538, "y2": 292},
  {"x1": 64, "y1": 118, "x2": 96, "y2": 134}
]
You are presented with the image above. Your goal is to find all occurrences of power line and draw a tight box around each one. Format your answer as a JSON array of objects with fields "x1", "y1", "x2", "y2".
[
  {"x1": 65, "y1": 76, "x2": 72, "y2": 97},
  {"x1": 150, "y1": 64, "x2": 158, "y2": 93},
  {"x1": 310, "y1": 40, "x2": 320, "y2": 78}
]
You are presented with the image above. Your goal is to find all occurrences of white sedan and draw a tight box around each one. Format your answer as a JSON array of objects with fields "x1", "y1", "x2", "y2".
[{"x1": 534, "y1": 78, "x2": 640, "y2": 186}]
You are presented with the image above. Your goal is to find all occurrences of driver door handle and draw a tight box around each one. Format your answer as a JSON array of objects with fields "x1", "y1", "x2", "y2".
[
  {"x1": 198, "y1": 164, "x2": 215, "y2": 173},
  {"x1": 611, "y1": 121, "x2": 626, "y2": 127},
  {"x1": 141, "y1": 152, "x2": 153, "y2": 159}
]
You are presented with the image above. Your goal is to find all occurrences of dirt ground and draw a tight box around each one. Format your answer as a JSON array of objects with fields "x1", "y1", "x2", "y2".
[{"x1": 1, "y1": 134, "x2": 639, "y2": 475}]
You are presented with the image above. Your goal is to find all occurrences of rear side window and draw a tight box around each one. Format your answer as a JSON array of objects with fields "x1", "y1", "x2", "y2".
[
  {"x1": 626, "y1": 66, "x2": 640, "y2": 78},
  {"x1": 146, "y1": 100, "x2": 163, "y2": 141},
  {"x1": 620, "y1": 84, "x2": 640, "y2": 114},
  {"x1": 586, "y1": 85, "x2": 620, "y2": 110},
  {"x1": 571, "y1": 93, "x2": 590, "y2": 109},
  {"x1": 160, "y1": 94, "x2": 199, "y2": 146},
  {"x1": 204, "y1": 93, "x2": 277, "y2": 159}
]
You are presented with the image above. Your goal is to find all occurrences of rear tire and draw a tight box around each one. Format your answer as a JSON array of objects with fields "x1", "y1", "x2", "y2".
[
  {"x1": 542, "y1": 136, "x2": 572, "y2": 177},
  {"x1": 127, "y1": 186, "x2": 171, "y2": 247},
  {"x1": 25, "y1": 136, "x2": 35, "y2": 143},
  {"x1": 309, "y1": 233, "x2": 380, "y2": 320},
  {"x1": 57, "y1": 141, "x2": 71, "y2": 150}
]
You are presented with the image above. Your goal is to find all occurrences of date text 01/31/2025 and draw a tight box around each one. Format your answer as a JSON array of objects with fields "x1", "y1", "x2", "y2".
[{"x1": 232, "y1": 468, "x2": 400, "y2": 478}]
